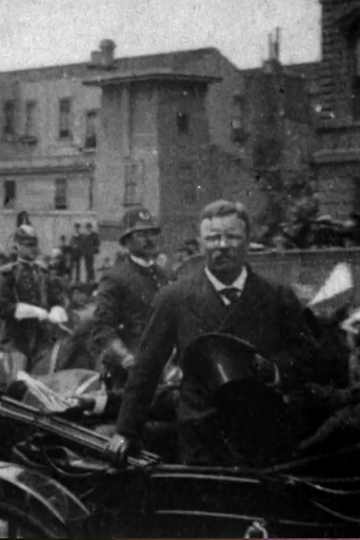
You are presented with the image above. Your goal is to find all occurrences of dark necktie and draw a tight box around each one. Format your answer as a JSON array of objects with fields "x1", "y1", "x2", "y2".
[{"x1": 220, "y1": 287, "x2": 241, "y2": 305}]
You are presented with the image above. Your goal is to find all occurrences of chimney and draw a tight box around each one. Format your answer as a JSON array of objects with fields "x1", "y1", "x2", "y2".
[
  {"x1": 99, "y1": 39, "x2": 116, "y2": 68},
  {"x1": 274, "y1": 27, "x2": 281, "y2": 62},
  {"x1": 263, "y1": 29, "x2": 282, "y2": 73},
  {"x1": 89, "y1": 39, "x2": 116, "y2": 69}
]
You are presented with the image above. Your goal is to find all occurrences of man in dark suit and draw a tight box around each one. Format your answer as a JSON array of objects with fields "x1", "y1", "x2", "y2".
[
  {"x1": 92, "y1": 206, "x2": 171, "y2": 384},
  {"x1": 107, "y1": 200, "x2": 322, "y2": 465},
  {"x1": 83, "y1": 223, "x2": 100, "y2": 283},
  {"x1": 70, "y1": 223, "x2": 84, "y2": 283}
]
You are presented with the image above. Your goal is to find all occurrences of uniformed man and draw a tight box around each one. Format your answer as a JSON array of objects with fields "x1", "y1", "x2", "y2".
[
  {"x1": 0, "y1": 225, "x2": 68, "y2": 378},
  {"x1": 92, "y1": 206, "x2": 171, "y2": 385}
]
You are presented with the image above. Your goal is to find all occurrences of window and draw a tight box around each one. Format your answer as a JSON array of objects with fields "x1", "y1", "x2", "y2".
[
  {"x1": 25, "y1": 100, "x2": 37, "y2": 137},
  {"x1": 3, "y1": 100, "x2": 15, "y2": 137},
  {"x1": 176, "y1": 112, "x2": 189, "y2": 133},
  {"x1": 3, "y1": 180, "x2": 16, "y2": 209},
  {"x1": 353, "y1": 38, "x2": 360, "y2": 119},
  {"x1": 89, "y1": 176, "x2": 94, "y2": 210},
  {"x1": 59, "y1": 98, "x2": 72, "y2": 139},
  {"x1": 54, "y1": 178, "x2": 67, "y2": 209},
  {"x1": 179, "y1": 164, "x2": 197, "y2": 204},
  {"x1": 85, "y1": 110, "x2": 97, "y2": 148},
  {"x1": 123, "y1": 160, "x2": 144, "y2": 206}
]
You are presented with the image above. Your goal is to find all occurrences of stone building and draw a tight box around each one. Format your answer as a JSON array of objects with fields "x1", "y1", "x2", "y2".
[
  {"x1": 314, "y1": 0, "x2": 360, "y2": 219},
  {"x1": 85, "y1": 43, "x2": 318, "y2": 252},
  {"x1": 0, "y1": 41, "x2": 317, "y2": 254},
  {"x1": 0, "y1": 61, "x2": 101, "y2": 252}
]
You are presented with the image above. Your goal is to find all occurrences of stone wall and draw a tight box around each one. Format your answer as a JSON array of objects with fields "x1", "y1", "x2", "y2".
[{"x1": 177, "y1": 247, "x2": 360, "y2": 304}]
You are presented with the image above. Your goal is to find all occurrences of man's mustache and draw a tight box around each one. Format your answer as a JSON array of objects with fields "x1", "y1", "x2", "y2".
[{"x1": 212, "y1": 250, "x2": 235, "y2": 261}]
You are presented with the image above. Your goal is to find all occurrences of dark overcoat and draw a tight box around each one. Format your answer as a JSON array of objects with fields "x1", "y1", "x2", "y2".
[
  {"x1": 117, "y1": 265, "x2": 323, "y2": 444},
  {"x1": 92, "y1": 255, "x2": 170, "y2": 354}
]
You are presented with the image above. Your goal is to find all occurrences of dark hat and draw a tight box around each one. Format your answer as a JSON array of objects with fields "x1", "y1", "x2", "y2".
[
  {"x1": 182, "y1": 332, "x2": 293, "y2": 465},
  {"x1": 14, "y1": 225, "x2": 38, "y2": 246},
  {"x1": 182, "y1": 333, "x2": 256, "y2": 400},
  {"x1": 119, "y1": 206, "x2": 160, "y2": 244}
]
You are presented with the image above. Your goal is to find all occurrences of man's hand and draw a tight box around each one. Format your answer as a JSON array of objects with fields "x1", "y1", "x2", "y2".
[
  {"x1": 253, "y1": 354, "x2": 277, "y2": 385},
  {"x1": 75, "y1": 395, "x2": 96, "y2": 411},
  {"x1": 48, "y1": 305, "x2": 68, "y2": 324},
  {"x1": 122, "y1": 353, "x2": 135, "y2": 369},
  {"x1": 106, "y1": 433, "x2": 132, "y2": 467},
  {"x1": 107, "y1": 339, "x2": 135, "y2": 369}
]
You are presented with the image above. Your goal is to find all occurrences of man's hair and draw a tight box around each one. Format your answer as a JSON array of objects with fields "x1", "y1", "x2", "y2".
[
  {"x1": 86, "y1": 222, "x2": 92, "y2": 228},
  {"x1": 200, "y1": 200, "x2": 251, "y2": 236},
  {"x1": 75, "y1": 222, "x2": 80, "y2": 228},
  {"x1": 60, "y1": 235, "x2": 66, "y2": 241}
]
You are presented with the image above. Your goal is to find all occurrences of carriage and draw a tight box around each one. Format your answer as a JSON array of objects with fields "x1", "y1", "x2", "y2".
[
  {"x1": 0, "y1": 256, "x2": 358, "y2": 538},
  {"x1": 0, "y1": 382, "x2": 360, "y2": 539}
]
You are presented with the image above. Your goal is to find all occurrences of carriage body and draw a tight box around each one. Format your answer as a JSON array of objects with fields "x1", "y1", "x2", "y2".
[{"x1": 0, "y1": 396, "x2": 360, "y2": 538}]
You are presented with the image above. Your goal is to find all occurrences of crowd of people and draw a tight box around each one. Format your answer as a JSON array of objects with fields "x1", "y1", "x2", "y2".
[{"x1": 2, "y1": 201, "x2": 360, "y2": 469}]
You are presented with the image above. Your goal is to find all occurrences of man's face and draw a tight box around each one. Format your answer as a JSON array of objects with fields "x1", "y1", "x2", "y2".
[
  {"x1": 125, "y1": 229, "x2": 160, "y2": 259},
  {"x1": 200, "y1": 213, "x2": 249, "y2": 281},
  {"x1": 17, "y1": 242, "x2": 39, "y2": 261}
]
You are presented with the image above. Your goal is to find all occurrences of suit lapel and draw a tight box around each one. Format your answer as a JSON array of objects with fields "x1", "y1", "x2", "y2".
[{"x1": 187, "y1": 268, "x2": 228, "y2": 331}]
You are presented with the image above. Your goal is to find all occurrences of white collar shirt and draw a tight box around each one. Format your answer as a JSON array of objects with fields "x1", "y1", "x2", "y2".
[
  {"x1": 205, "y1": 266, "x2": 248, "y2": 305},
  {"x1": 130, "y1": 255, "x2": 154, "y2": 268}
]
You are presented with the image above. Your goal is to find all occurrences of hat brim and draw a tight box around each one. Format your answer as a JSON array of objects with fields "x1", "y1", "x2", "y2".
[{"x1": 119, "y1": 226, "x2": 161, "y2": 244}]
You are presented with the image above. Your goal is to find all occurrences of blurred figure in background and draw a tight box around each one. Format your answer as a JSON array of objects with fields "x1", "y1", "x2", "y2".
[
  {"x1": 70, "y1": 223, "x2": 84, "y2": 283},
  {"x1": 0, "y1": 225, "x2": 67, "y2": 379},
  {"x1": 83, "y1": 222, "x2": 100, "y2": 284},
  {"x1": 98, "y1": 256, "x2": 112, "y2": 279},
  {"x1": 173, "y1": 237, "x2": 200, "y2": 274},
  {"x1": 16, "y1": 210, "x2": 31, "y2": 228},
  {"x1": 59, "y1": 235, "x2": 73, "y2": 279},
  {"x1": 50, "y1": 248, "x2": 67, "y2": 279}
]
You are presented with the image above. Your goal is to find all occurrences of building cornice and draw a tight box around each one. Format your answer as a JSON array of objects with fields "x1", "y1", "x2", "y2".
[
  {"x1": 315, "y1": 118, "x2": 360, "y2": 132},
  {"x1": 0, "y1": 162, "x2": 94, "y2": 176},
  {"x1": 313, "y1": 148, "x2": 360, "y2": 164}
]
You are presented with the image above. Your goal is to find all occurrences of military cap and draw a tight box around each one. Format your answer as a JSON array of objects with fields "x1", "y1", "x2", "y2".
[
  {"x1": 119, "y1": 206, "x2": 160, "y2": 244},
  {"x1": 14, "y1": 224, "x2": 38, "y2": 246}
]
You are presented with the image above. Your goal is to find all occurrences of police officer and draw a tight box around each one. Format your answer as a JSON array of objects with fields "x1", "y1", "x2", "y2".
[
  {"x1": 92, "y1": 206, "x2": 171, "y2": 384},
  {"x1": 0, "y1": 225, "x2": 68, "y2": 377}
]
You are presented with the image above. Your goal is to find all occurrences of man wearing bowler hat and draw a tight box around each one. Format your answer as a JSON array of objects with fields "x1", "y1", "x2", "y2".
[
  {"x1": 92, "y1": 206, "x2": 171, "y2": 386},
  {"x1": 107, "y1": 200, "x2": 324, "y2": 466}
]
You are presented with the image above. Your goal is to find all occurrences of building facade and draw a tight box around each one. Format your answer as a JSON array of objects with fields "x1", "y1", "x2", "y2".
[
  {"x1": 0, "y1": 42, "x2": 317, "y2": 255},
  {"x1": 314, "y1": 0, "x2": 360, "y2": 219}
]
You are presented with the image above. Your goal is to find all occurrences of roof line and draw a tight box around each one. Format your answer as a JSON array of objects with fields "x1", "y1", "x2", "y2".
[{"x1": 0, "y1": 46, "x2": 219, "y2": 76}]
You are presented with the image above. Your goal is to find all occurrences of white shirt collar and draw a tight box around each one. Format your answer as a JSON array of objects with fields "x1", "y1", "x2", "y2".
[
  {"x1": 130, "y1": 255, "x2": 154, "y2": 268},
  {"x1": 205, "y1": 265, "x2": 248, "y2": 294}
]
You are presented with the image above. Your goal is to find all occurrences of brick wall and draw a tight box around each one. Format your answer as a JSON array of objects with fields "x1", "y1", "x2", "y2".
[{"x1": 319, "y1": 0, "x2": 355, "y2": 118}]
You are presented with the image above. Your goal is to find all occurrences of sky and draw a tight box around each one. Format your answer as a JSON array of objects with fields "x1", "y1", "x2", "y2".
[{"x1": 0, "y1": 0, "x2": 321, "y2": 72}]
